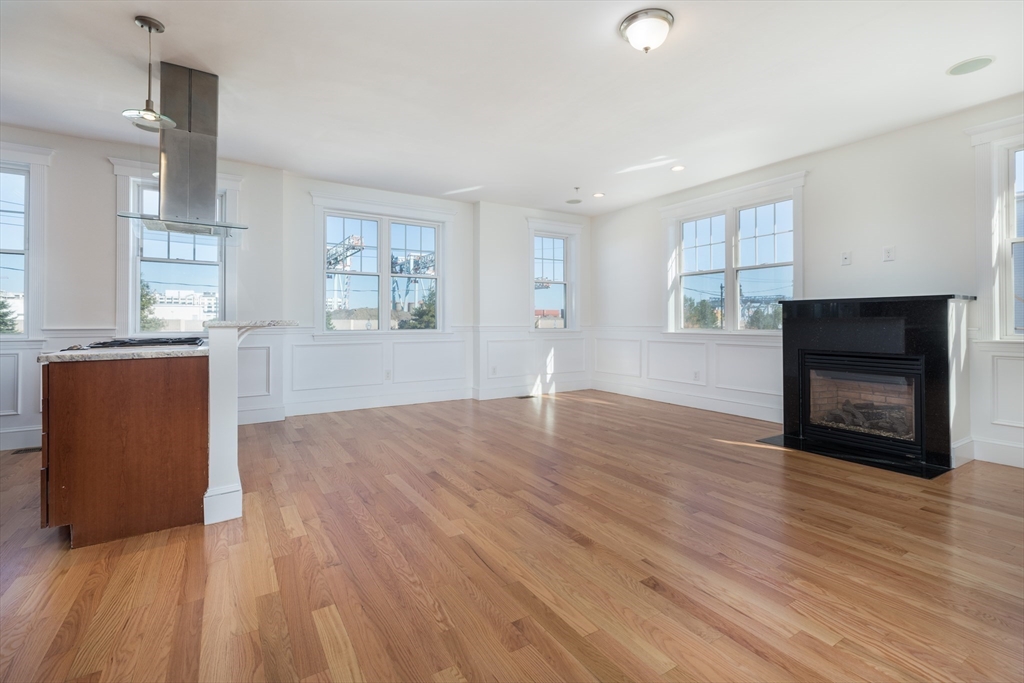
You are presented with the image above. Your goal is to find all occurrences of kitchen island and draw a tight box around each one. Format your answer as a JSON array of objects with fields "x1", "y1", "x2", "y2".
[{"x1": 37, "y1": 346, "x2": 209, "y2": 547}]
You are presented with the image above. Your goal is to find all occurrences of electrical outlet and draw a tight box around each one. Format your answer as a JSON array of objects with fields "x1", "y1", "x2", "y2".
[
  {"x1": 692, "y1": 370, "x2": 700, "y2": 382},
  {"x1": 841, "y1": 251, "x2": 852, "y2": 266},
  {"x1": 883, "y1": 246, "x2": 895, "y2": 262},
  {"x1": 384, "y1": 369, "x2": 392, "y2": 381},
  {"x1": 490, "y1": 365, "x2": 498, "y2": 376}
]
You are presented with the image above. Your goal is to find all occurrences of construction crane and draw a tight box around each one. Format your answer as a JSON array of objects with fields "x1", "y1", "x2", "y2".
[
  {"x1": 390, "y1": 252, "x2": 435, "y2": 315},
  {"x1": 325, "y1": 235, "x2": 365, "y2": 312}
]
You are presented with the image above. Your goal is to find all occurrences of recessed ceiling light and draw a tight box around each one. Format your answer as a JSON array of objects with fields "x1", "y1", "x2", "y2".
[
  {"x1": 671, "y1": 165, "x2": 685, "y2": 172},
  {"x1": 947, "y1": 56, "x2": 994, "y2": 76},
  {"x1": 593, "y1": 193, "x2": 605, "y2": 198}
]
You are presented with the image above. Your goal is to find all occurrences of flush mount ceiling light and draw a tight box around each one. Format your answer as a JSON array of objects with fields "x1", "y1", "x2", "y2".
[
  {"x1": 122, "y1": 16, "x2": 176, "y2": 132},
  {"x1": 946, "y1": 56, "x2": 995, "y2": 76},
  {"x1": 593, "y1": 193, "x2": 605, "y2": 198},
  {"x1": 566, "y1": 187, "x2": 583, "y2": 204},
  {"x1": 619, "y1": 8, "x2": 674, "y2": 53},
  {"x1": 671, "y1": 165, "x2": 685, "y2": 172}
]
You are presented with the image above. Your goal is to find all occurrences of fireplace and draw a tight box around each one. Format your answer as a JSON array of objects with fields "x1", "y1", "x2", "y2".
[{"x1": 761, "y1": 295, "x2": 972, "y2": 478}]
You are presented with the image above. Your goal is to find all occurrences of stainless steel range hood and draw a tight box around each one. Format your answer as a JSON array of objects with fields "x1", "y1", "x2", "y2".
[{"x1": 118, "y1": 62, "x2": 246, "y2": 236}]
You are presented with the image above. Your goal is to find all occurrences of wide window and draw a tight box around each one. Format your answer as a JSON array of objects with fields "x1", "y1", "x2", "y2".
[
  {"x1": 134, "y1": 180, "x2": 225, "y2": 333},
  {"x1": 1008, "y1": 148, "x2": 1023, "y2": 335},
  {"x1": 0, "y1": 168, "x2": 27, "y2": 335},
  {"x1": 663, "y1": 172, "x2": 804, "y2": 332},
  {"x1": 322, "y1": 212, "x2": 439, "y2": 332}
]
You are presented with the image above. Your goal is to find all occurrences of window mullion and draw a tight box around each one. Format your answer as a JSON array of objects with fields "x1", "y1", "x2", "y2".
[{"x1": 724, "y1": 207, "x2": 738, "y2": 331}]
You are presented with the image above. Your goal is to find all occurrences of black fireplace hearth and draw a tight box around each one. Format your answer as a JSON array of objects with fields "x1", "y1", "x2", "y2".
[{"x1": 760, "y1": 295, "x2": 973, "y2": 478}]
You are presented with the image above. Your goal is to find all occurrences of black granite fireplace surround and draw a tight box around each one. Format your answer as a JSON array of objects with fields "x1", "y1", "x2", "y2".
[{"x1": 762, "y1": 295, "x2": 974, "y2": 478}]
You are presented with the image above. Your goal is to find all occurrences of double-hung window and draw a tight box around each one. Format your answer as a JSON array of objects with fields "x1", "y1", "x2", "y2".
[
  {"x1": 0, "y1": 167, "x2": 28, "y2": 335},
  {"x1": 134, "y1": 179, "x2": 226, "y2": 333},
  {"x1": 322, "y1": 211, "x2": 439, "y2": 332},
  {"x1": 534, "y1": 235, "x2": 568, "y2": 329},
  {"x1": 666, "y1": 172, "x2": 804, "y2": 332}
]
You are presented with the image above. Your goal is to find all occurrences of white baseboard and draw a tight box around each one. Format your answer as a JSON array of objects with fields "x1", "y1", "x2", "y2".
[
  {"x1": 285, "y1": 387, "x2": 474, "y2": 418},
  {"x1": 204, "y1": 483, "x2": 243, "y2": 524},
  {"x1": 0, "y1": 425, "x2": 42, "y2": 450},
  {"x1": 239, "y1": 405, "x2": 286, "y2": 425},
  {"x1": 474, "y1": 378, "x2": 591, "y2": 401},
  {"x1": 591, "y1": 379, "x2": 783, "y2": 423},
  {"x1": 951, "y1": 436, "x2": 976, "y2": 468},
  {"x1": 972, "y1": 436, "x2": 1024, "y2": 468}
]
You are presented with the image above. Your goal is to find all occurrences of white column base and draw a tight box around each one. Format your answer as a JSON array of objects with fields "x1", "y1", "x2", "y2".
[{"x1": 204, "y1": 484, "x2": 243, "y2": 524}]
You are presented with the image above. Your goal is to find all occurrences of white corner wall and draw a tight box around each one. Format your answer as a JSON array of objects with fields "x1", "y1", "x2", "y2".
[{"x1": 589, "y1": 94, "x2": 1024, "y2": 464}]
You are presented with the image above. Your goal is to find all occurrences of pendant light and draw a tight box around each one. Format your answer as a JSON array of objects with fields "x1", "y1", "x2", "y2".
[{"x1": 122, "y1": 16, "x2": 176, "y2": 132}]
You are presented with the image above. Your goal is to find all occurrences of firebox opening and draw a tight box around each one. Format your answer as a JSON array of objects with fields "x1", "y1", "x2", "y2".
[{"x1": 808, "y1": 368, "x2": 915, "y2": 441}]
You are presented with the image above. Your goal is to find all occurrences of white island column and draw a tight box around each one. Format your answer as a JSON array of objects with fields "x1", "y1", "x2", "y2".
[{"x1": 203, "y1": 320, "x2": 297, "y2": 524}]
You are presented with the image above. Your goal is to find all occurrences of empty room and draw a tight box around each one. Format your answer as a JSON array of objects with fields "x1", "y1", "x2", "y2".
[{"x1": 1, "y1": 1, "x2": 1022, "y2": 682}]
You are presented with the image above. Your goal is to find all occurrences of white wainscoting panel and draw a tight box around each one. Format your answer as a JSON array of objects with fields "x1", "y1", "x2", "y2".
[
  {"x1": 595, "y1": 338, "x2": 642, "y2": 377},
  {"x1": 716, "y1": 342, "x2": 783, "y2": 395},
  {"x1": 238, "y1": 346, "x2": 271, "y2": 398},
  {"x1": 648, "y1": 340, "x2": 706, "y2": 385},
  {"x1": 393, "y1": 340, "x2": 466, "y2": 384},
  {"x1": 291, "y1": 342, "x2": 383, "y2": 391},
  {"x1": 487, "y1": 340, "x2": 537, "y2": 379},
  {"x1": 0, "y1": 353, "x2": 19, "y2": 415},
  {"x1": 993, "y1": 355, "x2": 1024, "y2": 427},
  {"x1": 544, "y1": 338, "x2": 587, "y2": 375}
]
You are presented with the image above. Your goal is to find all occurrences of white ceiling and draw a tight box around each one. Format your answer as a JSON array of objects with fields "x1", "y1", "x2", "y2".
[{"x1": 1, "y1": 1, "x2": 1021, "y2": 216}]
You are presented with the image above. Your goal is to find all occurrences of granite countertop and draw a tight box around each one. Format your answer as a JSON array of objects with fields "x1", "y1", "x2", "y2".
[
  {"x1": 38, "y1": 346, "x2": 210, "y2": 363},
  {"x1": 204, "y1": 320, "x2": 298, "y2": 328}
]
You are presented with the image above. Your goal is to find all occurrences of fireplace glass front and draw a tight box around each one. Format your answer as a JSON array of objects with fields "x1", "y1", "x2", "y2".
[{"x1": 807, "y1": 368, "x2": 916, "y2": 442}]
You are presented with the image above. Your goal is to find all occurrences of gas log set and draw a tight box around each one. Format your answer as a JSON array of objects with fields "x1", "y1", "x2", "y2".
[{"x1": 817, "y1": 399, "x2": 913, "y2": 440}]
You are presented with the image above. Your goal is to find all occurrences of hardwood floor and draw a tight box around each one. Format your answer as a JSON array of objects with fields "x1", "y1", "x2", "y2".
[{"x1": 1, "y1": 390, "x2": 1022, "y2": 682}]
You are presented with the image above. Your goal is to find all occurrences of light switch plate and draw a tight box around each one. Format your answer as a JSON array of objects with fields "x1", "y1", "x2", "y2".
[
  {"x1": 841, "y1": 251, "x2": 852, "y2": 266},
  {"x1": 883, "y1": 246, "x2": 895, "y2": 262}
]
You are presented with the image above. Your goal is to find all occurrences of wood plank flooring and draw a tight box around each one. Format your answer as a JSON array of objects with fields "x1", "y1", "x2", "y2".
[{"x1": 1, "y1": 390, "x2": 1022, "y2": 682}]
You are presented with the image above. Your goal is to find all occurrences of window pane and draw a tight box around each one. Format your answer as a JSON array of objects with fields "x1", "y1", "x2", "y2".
[
  {"x1": 0, "y1": 171, "x2": 26, "y2": 251},
  {"x1": 776, "y1": 231, "x2": 793, "y2": 262},
  {"x1": 194, "y1": 235, "x2": 219, "y2": 262},
  {"x1": 554, "y1": 261, "x2": 564, "y2": 282},
  {"x1": 711, "y1": 215, "x2": 725, "y2": 244},
  {"x1": 535, "y1": 282, "x2": 566, "y2": 329},
  {"x1": 391, "y1": 223, "x2": 405, "y2": 249},
  {"x1": 682, "y1": 221, "x2": 696, "y2": 246},
  {"x1": 756, "y1": 234, "x2": 774, "y2": 264},
  {"x1": 711, "y1": 242, "x2": 726, "y2": 270},
  {"x1": 328, "y1": 219, "x2": 374, "y2": 273},
  {"x1": 141, "y1": 188, "x2": 159, "y2": 216},
  {"x1": 697, "y1": 245, "x2": 711, "y2": 271},
  {"x1": 345, "y1": 218, "x2": 361, "y2": 239},
  {"x1": 169, "y1": 232, "x2": 194, "y2": 260},
  {"x1": 775, "y1": 200, "x2": 793, "y2": 233},
  {"x1": 326, "y1": 274, "x2": 379, "y2": 331},
  {"x1": 739, "y1": 208, "x2": 755, "y2": 239},
  {"x1": 140, "y1": 261, "x2": 220, "y2": 332},
  {"x1": 0, "y1": 253, "x2": 25, "y2": 333},
  {"x1": 363, "y1": 220, "x2": 378, "y2": 246},
  {"x1": 696, "y1": 218, "x2": 711, "y2": 246},
  {"x1": 326, "y1": 216, "x2": 344, "y2": 245},
  {"x1": 543, "y1": 238, "x2": 553, "y2": 259},
  {"x1": 535, "y1": 260, "x2": 543, "y2": 278},
  {"x1": 682, "y1": 247, "x2": 697, "y2": 273},
  {"x1": 1015, "y1": 150, "x2": 1023, "y2": 238},
  {"x1": 362, "y1": 248, "x2": 377, "y2": 274},
  {"x1": 682, "y1": 272, "x2": 724, "y2": 329},
  {"x1": 391, "y1": 277, "x2": 436, "y2": 330},
  {"x1": 740, "y1": 238, "x2": 755, "y2": 266},
  {"x1": 553, "y1": 238, "x2": 564, "y2": 259},
  {"x1": 142, "y1": 228, "x2": 168, "y2": 259},
  {"x1": 756, "y1": 204, "x2": 774, "y2": 235},
  {"x1": 738, "y1": 265, "x2": 793, "y2": 330},
  {"x1": 543, "y1": 260, "x2": 553, "y2": 280},
  {"x1": 422, "y1": 226, "x2": 435, "y2": 251},
  {"x1": 406, "y1": 225, "x2": 421, "y2": 251},
  {"x1": 1013, "y1": 241, "x2": 1023, "y2": 334}
]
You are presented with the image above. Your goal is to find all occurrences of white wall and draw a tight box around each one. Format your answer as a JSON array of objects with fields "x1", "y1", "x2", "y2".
[{"x1": 589, "y1": 94, "x2": 1024, "y2": 462}]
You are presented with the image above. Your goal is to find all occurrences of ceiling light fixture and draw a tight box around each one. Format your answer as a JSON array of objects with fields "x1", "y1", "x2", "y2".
[
  {"x1": 946, "y1": 56, "x2": 994, "y2": 76},
  {"x1": 122, "y1": 16, "x2": 176, "y2": 132},
  {"x1": 619, "y1": 9, "x2": 674, "y2": 53},
  {"x1": 671, "y1": 165, "x2": 685, "y2": 172},
  {"x1": 566, "y1": 187, "x2": 582, "y2": 205},
  {"x1": 593, "y1": 193, "x2": 605, "y2": 198}
]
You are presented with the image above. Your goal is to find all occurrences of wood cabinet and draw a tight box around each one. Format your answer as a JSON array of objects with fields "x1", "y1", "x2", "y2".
[{"x1": 40, "y1": 355, "x2": 209, "y2": 547}]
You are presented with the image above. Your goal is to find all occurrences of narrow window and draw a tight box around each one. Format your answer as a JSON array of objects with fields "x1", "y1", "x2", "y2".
[
  {"x1": 681, "y1": 214, "x2": 726, "y2": 329},
  {"x1": 736, "y1": 199, "x2": 794, "y2": 330},
  {"x1": 534, "y1": 235, "x2": 567, "y2": 329},
  {"x1": 0, "y1": 168, "x2": 28, "y2": 334}
]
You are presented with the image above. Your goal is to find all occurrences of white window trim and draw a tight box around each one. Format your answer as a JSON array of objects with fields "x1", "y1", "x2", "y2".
[
  {"x1": 660, "y1": 171, "x2": 805, "y2": 334},
  {"x1": 527, "y1": 218, "x2": 582, "y2": 333},
  {"x1": 311, "y1": 192, "x2": 456, "y2": 337},
  {"x1": 967, "y1": 116, "x2": 1024, "y2": 342},
  {"x1": 0, "y1": 142, "x2": 53, "y2": 341},
  {"x1": 111, "y1": 157, "x2": 241, "y2": 337}
]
